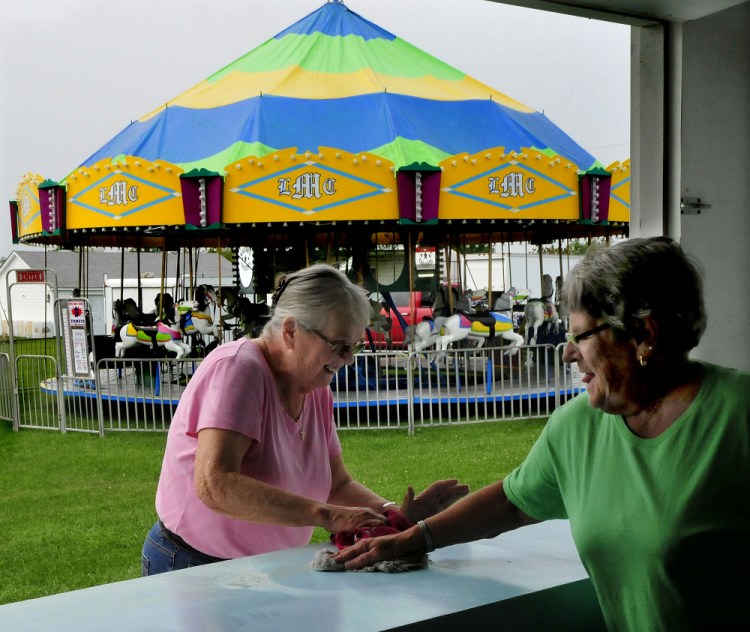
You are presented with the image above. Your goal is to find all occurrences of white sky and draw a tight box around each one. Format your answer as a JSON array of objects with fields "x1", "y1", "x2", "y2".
[{"x1": 0, "y1": 0, "x2": 630, "y2": 259}]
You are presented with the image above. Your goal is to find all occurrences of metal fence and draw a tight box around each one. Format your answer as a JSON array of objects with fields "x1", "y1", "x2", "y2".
[{"x1": 3, "y1": 341, "x2": 582, "y2": 434}]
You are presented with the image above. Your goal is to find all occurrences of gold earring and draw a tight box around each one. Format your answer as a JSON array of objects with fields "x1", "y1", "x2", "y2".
[{"x1": 639, "y1": 355, "x2": 647, "y2": 367}]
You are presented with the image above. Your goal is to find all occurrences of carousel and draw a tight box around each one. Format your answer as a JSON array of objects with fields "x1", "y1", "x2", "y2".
[{"x1": 8, "y1": 0, "x2": 629, "y2": 421}]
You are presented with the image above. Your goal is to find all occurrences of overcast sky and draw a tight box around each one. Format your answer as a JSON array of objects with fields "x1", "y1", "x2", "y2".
[{"x1": 0, "y1": 0, "x2": 630, "y2": 259}]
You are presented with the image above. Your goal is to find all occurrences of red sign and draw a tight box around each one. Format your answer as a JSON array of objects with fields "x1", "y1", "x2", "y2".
[{"x1": 16, "y1": 269, "x2": 46, "y2": 283}]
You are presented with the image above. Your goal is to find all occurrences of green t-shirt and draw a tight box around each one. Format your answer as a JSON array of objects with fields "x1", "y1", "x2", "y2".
[{"x1": 505, "y1": 362, "x2": 750, "y2": 631}]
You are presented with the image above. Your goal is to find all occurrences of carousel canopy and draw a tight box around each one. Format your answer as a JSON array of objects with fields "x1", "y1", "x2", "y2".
[{"x1": 11, "y1": 0, "x2": 629, "y2": 251}]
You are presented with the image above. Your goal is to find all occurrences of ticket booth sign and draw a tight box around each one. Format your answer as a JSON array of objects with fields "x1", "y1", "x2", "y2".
[{"x1": 60, "y1": 299, "x2": 91, "y2": 377}]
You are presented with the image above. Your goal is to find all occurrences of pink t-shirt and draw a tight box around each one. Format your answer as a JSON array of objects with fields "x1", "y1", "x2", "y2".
[{"x1": 155, "y1": 337, "x2": 342, "y2": 559}]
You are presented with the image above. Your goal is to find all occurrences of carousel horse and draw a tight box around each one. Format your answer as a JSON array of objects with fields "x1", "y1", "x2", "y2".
[
  {"x1": 554, "y1": 275, "x2": 569, "y2": 331},
  {"x1": 115, "y1": 320, "x2": 191, "y2": 359},
  {"x1": 112, "y1": 297, "x2": 157, "y2": 332},
  {"x1": 405, "y1": 316, "x2": 449, "y2": 353},
  {"x1": 366, "y1": 294, "x2": 392, "y2": 336},
  {"x1": 177, "y1": 292, "x2": 222, "y2": 342},
  {"x1": 218, "y1": 286, "x2": 270, "y2": 338},
  {"x1": 435, "y1": 311, "x2": 524, "y2": 353},
  {"x1": 521, "y1": 275, "x2": 560, "y2": 347},
  {"x1": 154, "y1": 292, "x2": 177, "y2": 325}
]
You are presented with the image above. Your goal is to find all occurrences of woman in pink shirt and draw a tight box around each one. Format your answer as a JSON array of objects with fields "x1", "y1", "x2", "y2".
[{"x1": 142, "y1": 264, "x2": 468, "y2": 573}]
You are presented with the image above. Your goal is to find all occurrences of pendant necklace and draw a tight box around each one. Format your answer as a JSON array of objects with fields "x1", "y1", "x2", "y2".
[{"x1": 633, "y1": 398, "x2": 663, "y2": 434}]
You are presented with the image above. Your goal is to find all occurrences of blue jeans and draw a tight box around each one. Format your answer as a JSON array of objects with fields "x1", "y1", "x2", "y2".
[{"x1": 142, "y1": 520, "x2": 226, "y2": 576}]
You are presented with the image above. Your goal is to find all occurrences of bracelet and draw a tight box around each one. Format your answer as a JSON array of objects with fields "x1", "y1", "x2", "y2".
[
  {"x1": 380, "y1": 501, "x2": 397, "y2": 512},
  {"x1": 417, "y1": 520, "x2": 435, "y2": 552}
]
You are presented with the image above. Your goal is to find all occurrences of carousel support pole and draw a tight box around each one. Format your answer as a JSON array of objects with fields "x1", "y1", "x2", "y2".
[
  {"x1": 444, "y1": 240, "x2": 454, "y2": 312},
  {"x1": 406, "y1": 230, "x2": 416, "y2": 436},
  {"x1": 175, "y1": 247, "x2": 182, "y2": 303},
  {"x1": 504, "y1": 233, "x2": 513, "y2": 292},
  {"x1": 488, "y1": 232, "x2": 494, "y2": 310},
  {"x1": 189, "y1": 247, "x2": 194, "y2": 303},
  {"x1": 159, "y1": 244, "x2": 167, "y2": 320},
  {"x1": 538, "y1": 248, "x2": 545, "y2": 298},
  {"x1": 217, "y1": 237, "x2": 224, "y2": 342},
  {"x1": 136, "y1": 241, "x2": 143, "y2": 312},
  {"x1": 119, "y1": 247, "x2": 125, "y2": 305}
]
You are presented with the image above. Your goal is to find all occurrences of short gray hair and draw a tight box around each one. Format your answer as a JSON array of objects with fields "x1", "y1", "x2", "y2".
[
  {"x1": 264, "y1": 263, "x2": 371, "y2": 334},
  {"x1": 562, "y1": 236, "x2": 706, "y2": 356}
]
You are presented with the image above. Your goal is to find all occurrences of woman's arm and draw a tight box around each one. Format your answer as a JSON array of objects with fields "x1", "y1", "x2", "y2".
[
  {"x1": 194, "y1": 427, "x2": 383, "y2": 533},
  {"x1": 333, "y1": 480, "x2": 538, "y2": 569},
  {"x1": 327, "y1": 454, "x2": 470, "y2": 522}
]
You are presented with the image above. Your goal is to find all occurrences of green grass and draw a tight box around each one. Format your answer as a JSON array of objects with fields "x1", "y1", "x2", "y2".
[{"x1": 0, "y1": 417, "x2": 546, "y2": 605}]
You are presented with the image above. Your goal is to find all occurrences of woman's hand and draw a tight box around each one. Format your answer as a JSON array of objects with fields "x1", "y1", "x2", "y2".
[
  {"x1": 332, "y1": 530, "x2": 417, "y2": 570},
  {"x1": 323, "y1": 505, "x2": 386, "y2": 535},
  {"x1": 399, "y1": 479, "x2": 470, "y2": 523}
]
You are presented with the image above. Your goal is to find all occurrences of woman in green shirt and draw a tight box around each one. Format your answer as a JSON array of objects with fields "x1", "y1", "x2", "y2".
[{"x1": 335, "y1": 236, "x2": 750, "y2": 631}]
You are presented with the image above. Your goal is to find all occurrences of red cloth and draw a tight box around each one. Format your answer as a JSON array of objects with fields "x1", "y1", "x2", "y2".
[{"x1": 330, "y1": 510, "x2": 413, "y2": 550}]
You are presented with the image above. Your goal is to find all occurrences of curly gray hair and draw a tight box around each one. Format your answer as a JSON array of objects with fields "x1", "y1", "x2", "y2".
[{"x1": 562, "y1": 236, "x2": 706, "y2": 356}]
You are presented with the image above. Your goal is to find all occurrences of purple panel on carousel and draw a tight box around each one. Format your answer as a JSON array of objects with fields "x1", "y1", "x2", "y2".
[
  {"x1": 180, "y1": 175, "x2": 223, "y2": 227},
  {"x1": 396, "y1": 170, "x2": 441, "y2": 222},
  {"x1": 578, "y1": 173, "x2": 612, "y2": 223},
  {"x1": 38, "y1": 186, "x2": 65, "y2": 233}
]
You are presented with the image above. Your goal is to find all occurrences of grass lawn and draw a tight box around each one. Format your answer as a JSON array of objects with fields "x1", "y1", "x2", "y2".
[{"x1": 0, "y1": 417, "x2": 546, "y2": 605}]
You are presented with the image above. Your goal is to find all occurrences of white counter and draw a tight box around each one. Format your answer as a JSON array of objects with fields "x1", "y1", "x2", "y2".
[{"x1": 0, "y1": 520, "x2": 605, "y2": 631}]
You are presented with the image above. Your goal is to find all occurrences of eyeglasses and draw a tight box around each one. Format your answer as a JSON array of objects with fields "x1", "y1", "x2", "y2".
[
  {"x1": 304, "y1": 325, "x2": 367, "y2": 357},
  {"x1": 565, "y1": 323, "x2": 611, "y2": 348}
]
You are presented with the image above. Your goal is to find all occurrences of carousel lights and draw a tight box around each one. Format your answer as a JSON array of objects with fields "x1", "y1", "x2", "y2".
[
  {"x1": 198, "y1": 178, "x2": 207, "y2": 228},
  {"x1": 415, "y1": 171, "x2": 423, "y2": 223},
  {"x1": 47, "y1": 191, "x2": 56, "y2": 232}
]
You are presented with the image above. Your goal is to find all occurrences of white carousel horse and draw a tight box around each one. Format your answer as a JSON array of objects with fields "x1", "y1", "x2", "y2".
[
  {"x1": 435, "y1": 311, "x2": 524, "y2": 353},
  {"x1": 177, "y1": 298, "x2": 222, "y2": 342},
  {"x1": 554, "y1": 275, "x2": 569, "y2": 331},
  {"x1": 115, "y1": 321, "x2": 191, "y2": 359},
  {"x1": 366, "y1": 294, "x2": 392, "y2": 336},
  {"x1": 521, "y1": 275, "x2": 560, "y2": 347},
  {"x1": 405, "y1": 316, "x2": 449, "y2": 353}
]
